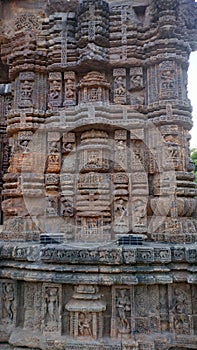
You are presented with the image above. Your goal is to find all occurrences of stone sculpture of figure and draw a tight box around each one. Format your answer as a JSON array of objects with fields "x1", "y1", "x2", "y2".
[
  {"x1": 50, "y1": 80, "x2": 61, "y2": 100},
  {"x1": 172, "y1": 288, "x2": 190, "y2": 334},
  {"x1": 45, "y1": 287, "x2": 58, "y2": 322},
  {"x1": 114, "y1": 76, "x2": 126, "y2": 96},
  {"x1": 130, "y1": 74, "x2": 143, "y2": 89},
  {"x1": 116, "y1": 289, "x2": 131, "y2": 334},
  {"x1": 65, "y1": 78, "x2": 75, "y2": 98},
  {"x1": 62, "y1": 142, "x2": 73, "y2": 154},
  {"x1": 61, "y1": 198, "x2": 74, "y2": 217},
  {"x1": 133, "y1": 199, "x2": 146, "y2": 226},
  {"x1": 46, "y1": 198, "x2": 57, "y2": 216},
  {"x1": 115, "y1": 199, "x2": 128, "y2": 220},
  {"x1": 2, "y1": 283, "x2": 14, "y2": 320},
  {"x1": 116, "y1": 139, "x2": 126, "y2": 169},
  {"x1": 21, "y1": 80, "x2": 33, "y2": 101},
  {"x1": 164, "y1": 135, "x2": 179, "y2": 159},
  {"x1": 78, "y1": 312, "x2": 92, "y2": 336},
  {"x1": 49, "y1": 141, "x2": 59, "y2": 154}
]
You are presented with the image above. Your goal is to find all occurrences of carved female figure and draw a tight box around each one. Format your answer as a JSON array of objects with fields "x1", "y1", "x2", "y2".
[
  {"x1": 2, "y1": 283, "x2": 14, "y2": 321},
  {"x1": 45, "y1": 287, "x2": 58, "y2": 322},
  {"x1": 78, "y1": 312, "x2": 93, "y2": 336},
  {"x1": 116, "y1": 289, "x2": 131, "y2": 334}
]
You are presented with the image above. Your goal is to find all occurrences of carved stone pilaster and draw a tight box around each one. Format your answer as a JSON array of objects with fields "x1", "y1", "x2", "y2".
[{"x1": 66, "y1": 285, "x2": 106, "y2": 340}]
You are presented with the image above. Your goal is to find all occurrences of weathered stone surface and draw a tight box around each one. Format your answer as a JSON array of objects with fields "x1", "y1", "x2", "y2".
[{"x1": 0, "y1": 0, "x2": 197, "y2": 349}]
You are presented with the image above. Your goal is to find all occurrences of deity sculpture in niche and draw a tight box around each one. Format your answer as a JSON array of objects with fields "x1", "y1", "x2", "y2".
[
  {"x1": 18, "y1": 72, "x2": 35, "y2": 108},
  {"x1": 43, "y1": 285, "x2": 61, "y2": 333},
  {"x1": 171, "y1": 287, "x2": 190, "y2": 334},
  {"x1": 78, "y1": 71, "x2": 110, "y2": 104},
  {"x1": 130, "y1": 67, "x2": 143, "y2": 90},
  {"x1": 78, "y1": 312, "x2": 93, "y2": 337},
  {"x1": 129, "y1": 67, "x2": 144, "y2": 106},
  {"x1": 113, "y1": 68, "x2": 127, "y2": 104},
  {"x1": 2, "y1": 282, "x2": 14, "y2": 322},
  {"x1": 159, "y1": 61, "x2": 177, "y2": 99},
  {"x1": 48, "y1": 72, "x2": 62, "y2": 108},
  {"x1": 66, "y1": 285, "x2": 106, "y2": 339},
  {"x1": 63, "y1": 71, "x2": 76, "y2": 106},
  {"x1": 132, "y1": 199, "x2": 147, "y2": 229},
  {"x1": 115, "y1": 198, "x2": 128, "y2": 220},
  {"x1": 116, "y1": 289, "x2": 131, "y2": 336},
  {"x1": 59, "y1": 126, "x2": 150, "y2": 241}
]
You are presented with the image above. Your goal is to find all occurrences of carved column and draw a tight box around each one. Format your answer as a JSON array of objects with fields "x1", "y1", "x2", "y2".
[
  {"x1": 1, "y1": 20, "x2": 48, "y2": 241},
  {"x1": 145, "y1": 0, "x2": 197, "y2": 243},
  {"x1": 0, "y1": 85, "x2": 12, "y2": 223}
]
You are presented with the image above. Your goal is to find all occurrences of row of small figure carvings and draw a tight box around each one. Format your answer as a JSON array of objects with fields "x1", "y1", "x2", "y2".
[
  {"x1": 1, "y1": 243, "x2": 197, "y2": 264},
  {"x1": 14, "y1": 69, "x2": 145, "y2": 109},
  {"x1": 1, "y1": 282, "x2": 197, "y2": 338}
]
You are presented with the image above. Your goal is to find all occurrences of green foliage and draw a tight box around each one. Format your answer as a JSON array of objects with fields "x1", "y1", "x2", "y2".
[{"x1": 191, "y1": 148, "x2": 197, "y2": 183}]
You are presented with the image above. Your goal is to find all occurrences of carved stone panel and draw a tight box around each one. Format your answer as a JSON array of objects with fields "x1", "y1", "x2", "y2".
[
  {"x1": 111, "y1": 287, "x2": 133, "y2": 338},
  {"x1": 66, "y1": 285, "x2": 106, "y2": 340},
  {"x1": 64, "y1": 71, "x2": 76, "y2": 107},
  {"x1": 78, "y1": 72, "x2": 110, "y2": 104},
  {"x1": 23, "y1": 282, "x2": 42, "y2": 330},
  {"x1": 42, "y1": 284, "x2": 62, "y2": 334},
  {"x1": 48, "y1": 72, "x2": 62, "y2": 108},
  {"x1": 169, "y1": 284, "x2": 192, "y2": 335},
  {"x1": 159, "y1": 61, "x2": 178, "y2": 100},
  {"x1": 113, "y1": 68, "x2": 127, "y2": 104},
  {"x1": 18, "y1": 72, "x2": 35, "y2": 108},
  {"x1": 0, "y1": 280, "x2": 16, "y2": 325}
]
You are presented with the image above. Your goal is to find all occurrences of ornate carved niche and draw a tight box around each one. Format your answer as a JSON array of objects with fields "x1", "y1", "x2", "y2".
[
  {"x1": 159, "y1": 60, "x2": 178, "y2": 100},
  {"x1": 160, "y1": 125, "x2": 184, "y2": 171},
  {"x1": 63, "y1": 71, "x2": 76, "y2": 107},
  {"x1": 0, "y1": 280, "x2": 16, "y2": 337},
  {"x1": 62, "y1": 132, "x2": 76, "y2": 156},
  {"x1": 66, "y1": 285, "x2": 106, "y2": 340},
  {"x1": 113, "y1": 67, "x2": 144, "y2": 107},
  {"x1": 23, "y1": 282, "x2": 42, "y2": 330},
  {"x1": 18, "y1": 72, "x2": 35, "y2": 108},
  {"x1": 129, "y1": 67, "x2": 145, "y2": 107},
  {"x1": 78, "y1": 71, "x2": 110, "y2": 104},
  {"x1": 46, "y1": 196, "x2": 59, "y2": 218},
  {"x1": 111, "y1": 287, "x2": 132, "y2": 338},
  {"x1": 111, "y1": 284, "x2": 169, "y2": 339},
  {"x1": 131, "y1": 197, "x2": 147, "y2": 233},
  {"x1": 169, "y1": 284, "x2": 192, "y2": 336},
  {"x1": 1, "y1": 281, "x2": 15, "y2": 322},
  {"x1": 114, "y1": 129, "x2": 128, "y2": 171},
  {"x1": 46, "y1": 132, "x2": 61, "y2": 174},
  {"x1": 113, "y1": 68, "x2": 127, "y2": 105},
  {"x1": 75, "y1": 129, "x2": 111, "y2": 242},
  {"x1": 42, "y1": 283, "x2": 62, "y2": 334},
  {"x1": 130, "y1": 67, "x2": 144, "y2": 91},
  {"x1": 48, "y1": 72, "x2": 62, "y2": 108},
  {"x1": 57, "y1": 126, "x2": 151, "y2": 242},
  {"x1": 113, "y1": 190, "x2": 129, "y2": 235},
  {"x1": 147, "y1": 59, "x2": 187, "y2": 107}
]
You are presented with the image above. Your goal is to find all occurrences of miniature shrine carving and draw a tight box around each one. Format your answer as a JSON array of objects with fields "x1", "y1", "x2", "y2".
[{"x1": 0, "y1": 0, "x2": 197, "y2": 350}]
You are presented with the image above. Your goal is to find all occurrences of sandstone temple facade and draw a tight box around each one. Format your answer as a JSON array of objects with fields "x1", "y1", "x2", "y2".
[{"x1": 0, "y1": 0, "x2": 197, "y2": 349}]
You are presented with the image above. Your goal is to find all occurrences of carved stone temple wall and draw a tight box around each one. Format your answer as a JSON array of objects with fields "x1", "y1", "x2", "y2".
[{"x1": 0, "y1": 0, "x2": 197, "y2": 349}]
